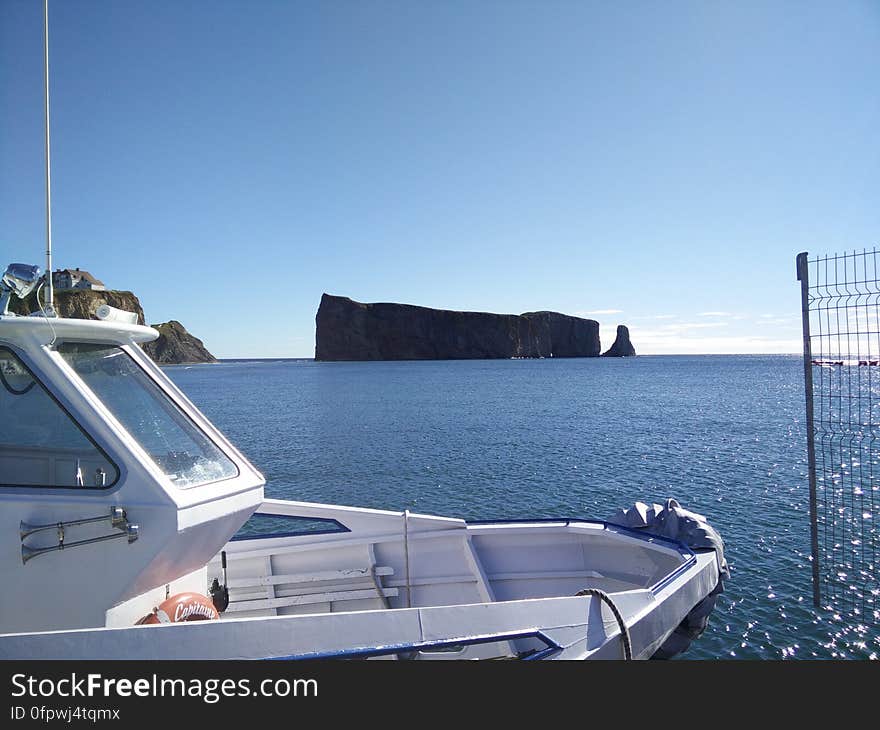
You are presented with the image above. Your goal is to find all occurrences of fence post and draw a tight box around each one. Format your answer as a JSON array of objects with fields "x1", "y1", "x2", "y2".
[{"x1": 797, "y1": 251, "x2": 822, "y2": 608}]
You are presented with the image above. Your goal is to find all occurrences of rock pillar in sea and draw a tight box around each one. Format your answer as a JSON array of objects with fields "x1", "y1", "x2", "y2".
[{"x1": 601, "y1": 325, "x2": 636, "y2": 357}]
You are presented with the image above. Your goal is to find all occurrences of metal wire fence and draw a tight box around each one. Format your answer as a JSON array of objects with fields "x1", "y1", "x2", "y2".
[{"x1": 798, "y1": 250, "x2": 880, "y2": 624}]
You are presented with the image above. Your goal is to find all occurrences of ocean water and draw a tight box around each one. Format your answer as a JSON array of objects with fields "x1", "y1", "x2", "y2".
[{"x1": 166, "y1": 354, "x2": 877, "y2": 660}]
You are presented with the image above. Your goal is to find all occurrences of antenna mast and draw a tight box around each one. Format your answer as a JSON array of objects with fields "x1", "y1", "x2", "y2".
[{"x1": 43, "y1": 0, "x2": 55, "y2": 315}]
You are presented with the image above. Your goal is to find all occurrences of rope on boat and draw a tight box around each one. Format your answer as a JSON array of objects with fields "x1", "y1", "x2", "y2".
[
  {"x1": 575, "y1": 588, "x2": 632, "y2": 660},
  {"x1": 0, "y1": 365, "x2": 35, "y2": 395}
]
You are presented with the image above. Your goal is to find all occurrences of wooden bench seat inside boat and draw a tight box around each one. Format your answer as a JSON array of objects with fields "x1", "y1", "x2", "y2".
[{"x1": 218, "y1": 544, "x2": 397, "y2": 617}]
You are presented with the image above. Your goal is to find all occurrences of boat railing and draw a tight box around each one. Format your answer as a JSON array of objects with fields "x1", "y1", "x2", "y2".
[{"x1": 266, "y1": 628, "x2": 563, "y2": 661}]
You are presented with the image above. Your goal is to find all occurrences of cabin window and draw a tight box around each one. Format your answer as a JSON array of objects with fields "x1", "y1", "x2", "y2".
[
  {"x1": 58, "y1": 343, "x2": 238, "y2": 488},
  {"x1": 0, "y1": 346, "x2": 118, "y2": 488}
]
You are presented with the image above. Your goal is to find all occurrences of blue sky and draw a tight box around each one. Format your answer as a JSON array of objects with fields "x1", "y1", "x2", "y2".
[{"x1": 2, "y1": 1, "x2": 878, "y2": 358}]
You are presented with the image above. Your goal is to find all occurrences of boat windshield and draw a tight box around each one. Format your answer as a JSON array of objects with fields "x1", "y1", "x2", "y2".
[
  {"x1": 0, "y1": 346, "x2": 118, "y2": 488},
  {"x1": 58, "y1": 343, "x2": 238, "y2": 488}
]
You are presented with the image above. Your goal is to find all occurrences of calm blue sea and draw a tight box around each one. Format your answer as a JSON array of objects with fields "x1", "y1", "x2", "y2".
[{"x1": 166, "y1": 355, "x2": 877, "y2": 660}]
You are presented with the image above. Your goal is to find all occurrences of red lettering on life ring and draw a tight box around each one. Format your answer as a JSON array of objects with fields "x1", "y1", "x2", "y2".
[{"x1": 135, "y1": 592, "x2": 219, "y2": 625}]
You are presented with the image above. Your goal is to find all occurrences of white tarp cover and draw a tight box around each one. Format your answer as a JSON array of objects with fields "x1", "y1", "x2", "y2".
[{"x1": 607, "y1": 498, "x2": 729, "y2": 659}]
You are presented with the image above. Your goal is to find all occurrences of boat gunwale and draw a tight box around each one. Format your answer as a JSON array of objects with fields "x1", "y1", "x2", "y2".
[{"x1": 265, "y1": 627, "x2": 564, "y2": 661}]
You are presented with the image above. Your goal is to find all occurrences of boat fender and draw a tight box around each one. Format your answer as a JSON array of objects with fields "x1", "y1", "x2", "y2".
[
  {"x1": 606, "y1": 498, "x2": 729, "y2": 660},
  {"x1": 135, "y1": 592, "x2": 220, "y2": 625}
]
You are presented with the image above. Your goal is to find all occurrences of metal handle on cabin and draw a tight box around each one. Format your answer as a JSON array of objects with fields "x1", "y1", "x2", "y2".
[
  {"x1": 21, "y1": 524, "x2": 138, "y2": 564},
  {"x1": 20, "y1": 506, "x2": 138, "y2": 565},
  {"x1": 20, "y1": 506, "x2": 126, "y2": 541}
]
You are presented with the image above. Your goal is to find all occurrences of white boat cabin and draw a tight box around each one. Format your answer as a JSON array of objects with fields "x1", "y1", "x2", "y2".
[{"x1": 0, "y1": 313, "x2": 264, "y2": 633}]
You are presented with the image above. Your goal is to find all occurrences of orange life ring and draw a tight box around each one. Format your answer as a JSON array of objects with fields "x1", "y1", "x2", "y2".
[{"x1": 136, "y1": 592, "x2": 220, "y2": 625}]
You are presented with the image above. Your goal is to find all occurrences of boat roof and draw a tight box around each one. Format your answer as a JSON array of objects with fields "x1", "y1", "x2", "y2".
[{"x1": 0, "y1": 314, "x2": 158, "y2": 347}]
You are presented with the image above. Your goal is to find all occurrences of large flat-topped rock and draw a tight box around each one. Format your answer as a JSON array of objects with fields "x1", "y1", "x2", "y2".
[{"x1": 315, "y1": 294, "x2": 604, "y2": 361}]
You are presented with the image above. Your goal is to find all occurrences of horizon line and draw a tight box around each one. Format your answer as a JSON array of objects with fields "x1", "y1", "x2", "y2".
[{"x1": 211, "y1": 352, "x2": 803, "y2": 361}]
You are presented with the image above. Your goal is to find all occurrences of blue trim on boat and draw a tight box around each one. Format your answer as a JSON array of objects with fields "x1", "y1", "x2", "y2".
[
  {"x1": 231, "y1": 513, "x2": 351, "y2": 542},
  {"x1": 465, "y1": 517, "x2": 700, "y2": 595},
  {"x1": 266, "y1": 629, "x2": 563, "y2": 660},
  {"x1": 650, "y1": 555, "x2": 698, "y2": 594}
]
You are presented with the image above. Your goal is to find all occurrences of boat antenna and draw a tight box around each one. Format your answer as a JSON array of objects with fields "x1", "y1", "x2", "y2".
[{"x1": 42, "y1": 0, "x2": 55, "y2": 316}]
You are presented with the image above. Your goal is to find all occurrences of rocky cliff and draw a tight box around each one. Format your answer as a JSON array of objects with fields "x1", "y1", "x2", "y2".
[
  {"x1": 602, "y1": 325, "x2": 636, "y2": 357},
  {"x1": 141, "y1": 320, "x2": 217, "y2": 364},
  {"x1": 315, "y1": 294, "x2": 604, "y2": 361},
  {"x1": 11, "y1": 289, "x2": 216, "y2": 364},
  {"x1": 11, "y1": 289, "x2": 148, "y2": 325}
]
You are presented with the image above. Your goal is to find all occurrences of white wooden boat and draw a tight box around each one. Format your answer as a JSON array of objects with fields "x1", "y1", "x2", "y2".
[{"x1": 0, "y1": 292, "x2": 727, "y2": 660}]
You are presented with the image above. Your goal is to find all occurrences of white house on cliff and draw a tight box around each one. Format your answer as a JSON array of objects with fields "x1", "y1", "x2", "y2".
[{"x1": 52, "y1": 268, "x2": 105, "y2": 291}]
